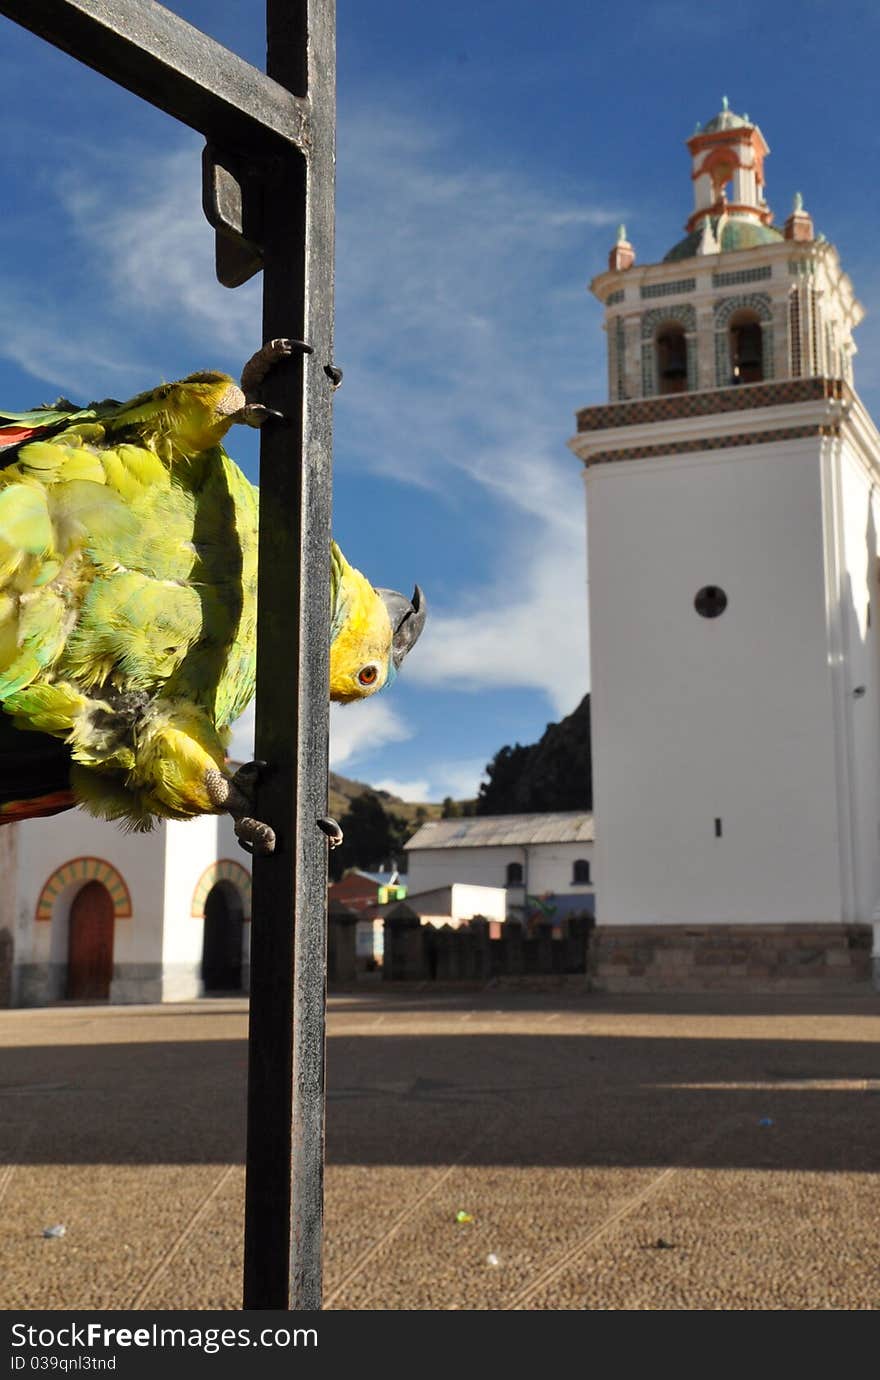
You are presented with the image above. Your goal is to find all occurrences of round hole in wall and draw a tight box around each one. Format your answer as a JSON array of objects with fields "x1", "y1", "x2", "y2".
[{"x1": 694, "y1": 585, "x2": 727, "y2": 619}]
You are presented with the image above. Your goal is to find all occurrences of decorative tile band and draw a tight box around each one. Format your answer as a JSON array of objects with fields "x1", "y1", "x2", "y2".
[
  {"x1": 576, "y1": 376, "x2": 847, "y2": 432},
  {"x1": 712, "y1": 265, "x2": 772, "y2": 287},
  {"x1": 191, "y1": 858, "x2": 252, "y2": 922},
  {"x1": 713, "y1": 291, "x2": 772, "y2": 327},
  {"x1": 36, "y1": 857, "x2": 132, "y2": 922},
  {"x1": 584, "y1": 422, "x2": 839, "y2": 467},
  {"x1": 640, "y1": 303, "x2": 697, "y2": 339},
  {"x1": 640, "y1": 278, "x2": 696, "y2": 298}
]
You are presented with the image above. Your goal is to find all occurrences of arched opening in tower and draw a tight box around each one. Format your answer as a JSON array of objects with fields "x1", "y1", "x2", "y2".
[
  {"x1": 656, "y1": 324, "x2": 688, "y2": 394},
  {"x1": 729, "y1": 310, "x2": 764, "y2": 383}
]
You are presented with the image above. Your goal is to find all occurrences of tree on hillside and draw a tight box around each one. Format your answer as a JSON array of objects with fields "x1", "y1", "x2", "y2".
[
  {"x1": 476, "y1": 694, "x2": 592, "y2": 815},
  {"x1": 328, "y1": 791, "x2": 410, "y2": 881}
]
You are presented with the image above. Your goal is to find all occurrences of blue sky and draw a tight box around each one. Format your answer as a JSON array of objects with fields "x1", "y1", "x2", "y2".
[{"x1": 1, "y1": 1, "x2": 878, "y2": 802}]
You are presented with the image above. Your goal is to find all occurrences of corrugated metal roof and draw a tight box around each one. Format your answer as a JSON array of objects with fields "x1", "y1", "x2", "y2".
[{"x1": 404, "y1": 811, "x2": 594, "y2": 850}]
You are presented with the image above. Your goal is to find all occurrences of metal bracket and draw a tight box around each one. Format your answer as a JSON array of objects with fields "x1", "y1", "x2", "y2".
[{"x1": 202, "y1": 143, "x2": 265, "y2": 288}]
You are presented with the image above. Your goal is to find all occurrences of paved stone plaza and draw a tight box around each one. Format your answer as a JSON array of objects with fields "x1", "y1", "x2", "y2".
[{"x1": 1, "y1": 989, "x2": 879, "y2": 1310}]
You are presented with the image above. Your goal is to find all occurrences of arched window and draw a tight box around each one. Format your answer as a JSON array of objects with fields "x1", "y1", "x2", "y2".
[
  {"x1": 572, "y1": 859, "x2": 591, "y2": 885},
  {"x1": 729, "y1": 309, "x2": 764, "y2": 383},
  {"x1": 656, "y1": 324, "x2": 688, "y2": 394},
  {"x1": 505, "y1": 861, "x2": 523, "y2": 886}
]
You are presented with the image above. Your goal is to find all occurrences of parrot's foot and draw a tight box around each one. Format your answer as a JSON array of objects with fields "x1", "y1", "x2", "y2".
[
  {"x1": 317, "y1": 816, "x2": 344, "y2": 849},
  {"x1": 234, "y1": 402, "x2": 284, "y2": 428},
  {"x1": 240, "y1": 338, "x2": 313, "y2": 396},
  {"x1": 205, "y1": 762, "x2": 275, "y2": 857}
]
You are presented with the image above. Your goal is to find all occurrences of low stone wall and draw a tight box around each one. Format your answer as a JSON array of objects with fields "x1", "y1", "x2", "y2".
[
  {"x1": 382, "y1": 908, "x2": 593, "y2": 982},
  {"x1": 589, "y1": 923, "x2": 874, "y2": 992}
]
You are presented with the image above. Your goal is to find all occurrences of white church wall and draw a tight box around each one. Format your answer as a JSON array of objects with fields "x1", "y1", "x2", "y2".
[
  {"x1": 835, "y1": 440, "x2": 880, "y2": 924},
  {"x1": 160, "y1": 816, "x2": 221, "y2": 1002},
  {"x1": 14, "y1": 809, "x2": 168, "y2": 1005},
  {"x1": 586, "y1": 438, "x2": 843, "y2": 928}
]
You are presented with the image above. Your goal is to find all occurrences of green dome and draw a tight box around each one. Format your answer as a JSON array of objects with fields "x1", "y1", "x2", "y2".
[
  {"x1": 695, "y1": 97, "x2": 753, "y2": 136},
  {"x1": 664, "y1": 217, "x2": 783, "y2": 263}
]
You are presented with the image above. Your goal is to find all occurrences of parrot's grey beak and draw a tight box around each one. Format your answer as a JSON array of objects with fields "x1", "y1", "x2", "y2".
[{"x1": 378, "y1": 585, "x2": 427, "y2": 669}]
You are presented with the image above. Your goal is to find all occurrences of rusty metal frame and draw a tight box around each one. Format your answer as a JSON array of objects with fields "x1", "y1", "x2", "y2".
[{"x1": 0, "y1": 0, "x2": 336, "y2": 1311}]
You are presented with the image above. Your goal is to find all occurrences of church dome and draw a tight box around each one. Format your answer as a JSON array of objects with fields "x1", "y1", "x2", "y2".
[
  {"x1": 664, "y1": 216, "x2": 784, "y2": 263},
  {"x1": 698, "y1": 98, "x2": 752, "y2": 134}
]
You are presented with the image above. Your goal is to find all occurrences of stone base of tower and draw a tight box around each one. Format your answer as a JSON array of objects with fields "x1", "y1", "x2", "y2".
[{"x1": 588, "y1": 923, "x2": 874, "y2": 993}]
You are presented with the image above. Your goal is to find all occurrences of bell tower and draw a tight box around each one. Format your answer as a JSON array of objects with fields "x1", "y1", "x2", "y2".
[{"x1": 569, "y1": 102, "x2": 879, "y2": 992}]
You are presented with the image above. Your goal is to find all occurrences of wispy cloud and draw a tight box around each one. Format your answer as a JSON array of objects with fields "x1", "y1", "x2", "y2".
[
  {"x1": 407, "y1": 536, "x2": 589, "y2": 716},
  {"x1": 372, "y1": 777, "x2": 431, "y2": 802},
  {"x1": 59, "y1": 151, "x2": 261, "y2": 354},
  {"x1": 229, "y1": 697, "x2": 413, "y2": 776},
  {"x1": 332, "y1": 101, "x2": 607, "y2": 709},
  {"x1": 330, "y1": 699, "x2": 413, "y2": 771}
]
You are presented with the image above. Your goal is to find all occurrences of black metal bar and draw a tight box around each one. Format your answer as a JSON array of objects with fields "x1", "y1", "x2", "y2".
[
  {"x1": 1, "y1": 0, "x2": 336, "y2": 1312},
  {"x1": 0, "y1": 0, "x2": 309, "y2": 153},
  {"x1": 243, "y1": 0, "x2": 335, "y2": 1311}
]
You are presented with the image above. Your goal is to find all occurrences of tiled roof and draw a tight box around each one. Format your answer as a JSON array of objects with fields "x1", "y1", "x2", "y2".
[{"x1": 404, "y1": 811, "x2": 594, "y2": 850}]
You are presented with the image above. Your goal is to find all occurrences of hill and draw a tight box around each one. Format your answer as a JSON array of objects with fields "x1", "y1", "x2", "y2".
[
  {"x1": 328, "y1": 771, "x2": 443, "y2": 829},
  {"x1": 475, "y1": 693, "x2": 592, "y2": 815}
]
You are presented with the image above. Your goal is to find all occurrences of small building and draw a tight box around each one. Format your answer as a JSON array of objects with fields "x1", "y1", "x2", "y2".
[
  {"x1": 4, "y1": 808, "x2": 252, "y2": 1006},
  {"x1": 404, "y1": 812, "x2": 595, "y2": 923},
  {"x1": 403, "y1": 882, "x2": 507, "y2": 930},
  {"x1": 327, "y1": 868, "x2": 406, "y2": 966}
]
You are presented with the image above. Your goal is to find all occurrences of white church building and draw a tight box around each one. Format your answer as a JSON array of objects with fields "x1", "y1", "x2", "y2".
[
  {"x1": 0, "y1": 810, "x2": 252, "y2": 1007},
  {"x1": 569, "y1": 100, "x2": 877, "y2": 990}
]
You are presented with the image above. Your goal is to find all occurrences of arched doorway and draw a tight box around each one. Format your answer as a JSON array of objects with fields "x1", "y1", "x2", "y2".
[
  {"x1": 201, "y1": 882, "x2": 245, "y2": 993},
  {"x1": 67, "y1": 881, "x2": 114, "y2": 1000}
]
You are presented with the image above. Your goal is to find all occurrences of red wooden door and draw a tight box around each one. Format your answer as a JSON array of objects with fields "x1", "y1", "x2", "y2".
[{"x1": 67, "y1": 881, "x2": 114, "y2": 1001}]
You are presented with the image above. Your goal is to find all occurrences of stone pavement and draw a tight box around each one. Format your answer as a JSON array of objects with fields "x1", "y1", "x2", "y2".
[{"x1": 1, "y1": 988, "x2": 879, "y2": 1311}]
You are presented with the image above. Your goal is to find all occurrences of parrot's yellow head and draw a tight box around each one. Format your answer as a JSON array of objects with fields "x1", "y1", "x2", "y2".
[
  {"x1": 110, "y1": 372, "x2": 249, "y2": 459},
  {"x1": 329, "y1": 544, "x2": 426, "y2": 704}
]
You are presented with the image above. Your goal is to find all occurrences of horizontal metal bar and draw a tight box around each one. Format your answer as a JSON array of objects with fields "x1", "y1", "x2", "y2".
[{"x1": 0, "y1": 0, "x2": 309, "y2": 152}]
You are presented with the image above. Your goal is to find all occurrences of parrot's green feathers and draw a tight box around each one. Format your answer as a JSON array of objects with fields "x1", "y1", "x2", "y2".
[
  {"x1": 0, "y1": 369, "x2": 424, "y2": 834},
  {"x1": 0, "y1": 484, "x2": 53, "y2": 554}
]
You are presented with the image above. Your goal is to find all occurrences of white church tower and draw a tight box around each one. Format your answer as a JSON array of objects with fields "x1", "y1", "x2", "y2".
[{"x1": 569, "y1": 100, "x2": 878, "y2": 990}]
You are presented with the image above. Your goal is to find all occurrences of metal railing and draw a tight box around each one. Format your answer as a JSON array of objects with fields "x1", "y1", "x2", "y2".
[{"x1": 0, "y1": 0, "x2": 336, "y2": 1311}]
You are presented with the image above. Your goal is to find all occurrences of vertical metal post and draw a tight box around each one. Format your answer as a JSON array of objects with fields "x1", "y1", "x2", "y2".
[
  {"x1": 243, "y1": 0, "x2": 335, "y2": 1311},
  {"x1": 0, "y1": 0, "x2": 337, "y2": 1313}
]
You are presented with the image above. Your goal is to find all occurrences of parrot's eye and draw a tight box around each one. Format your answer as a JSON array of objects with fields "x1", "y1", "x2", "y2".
[{"x1": 357, "y1": 663, "x2": 380, "y2": 687}]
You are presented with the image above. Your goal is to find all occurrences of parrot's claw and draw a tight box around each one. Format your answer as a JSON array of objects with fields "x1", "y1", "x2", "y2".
[
  {"x1": 317, "y1": 816, "x2": 344, "y2": 848},
  {"x1": 240, "y1": 338, "x2": 313, "y2": 396},
  {"x1": 236, "y1": 402, "x2": 285, "y2": 428},
  {"x1": 234, "y1": 817, "x2": 276, "y2": 856},
  {"x1": 205, "y1": 763, "x2": 275, "y2": 857}
]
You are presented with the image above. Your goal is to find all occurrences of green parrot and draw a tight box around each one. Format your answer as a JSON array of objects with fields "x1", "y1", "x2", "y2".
[{"x1": 0, "y1": 341, "x2": 425, "y2": 854}]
